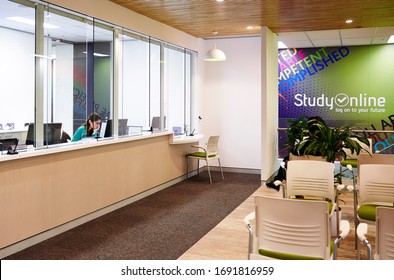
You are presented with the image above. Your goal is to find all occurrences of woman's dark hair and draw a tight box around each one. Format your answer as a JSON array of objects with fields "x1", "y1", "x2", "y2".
[{"x1": 84, "y1": 112, "x2": 102, "y2": 137}]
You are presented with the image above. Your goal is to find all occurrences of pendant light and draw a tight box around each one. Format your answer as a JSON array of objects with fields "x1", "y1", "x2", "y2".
[{"x1": 204, "y1": 31, "x2": 226, "y2": 62}]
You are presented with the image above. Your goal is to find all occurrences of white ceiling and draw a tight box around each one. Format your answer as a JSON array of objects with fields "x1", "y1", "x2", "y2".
[{"x1": 278, "y1": 26, "x2": 394, "y2": 48}]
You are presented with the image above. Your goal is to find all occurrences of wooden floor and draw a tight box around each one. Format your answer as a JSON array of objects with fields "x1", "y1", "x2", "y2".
[{"x1": 179, "y1": 185, "x2": 375, "y2": 260}]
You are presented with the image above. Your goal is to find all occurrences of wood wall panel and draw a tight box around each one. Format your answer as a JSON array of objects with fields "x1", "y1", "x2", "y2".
[{"x1": 0, "y1": 135, "x2": 195, "y2": 249}]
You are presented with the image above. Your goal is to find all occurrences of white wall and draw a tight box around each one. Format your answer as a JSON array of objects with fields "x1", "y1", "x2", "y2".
[
  {"x1": 261, "y1": 27, "x2": 279, "y2": 180},
  {"x1": 201, "y1": 37, "x2": 261, "y2": 170}
]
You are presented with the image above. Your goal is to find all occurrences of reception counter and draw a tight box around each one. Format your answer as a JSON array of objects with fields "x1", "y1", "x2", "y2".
[{"x1": 0, "y1": 131, "x2": 201, "y2": 253}]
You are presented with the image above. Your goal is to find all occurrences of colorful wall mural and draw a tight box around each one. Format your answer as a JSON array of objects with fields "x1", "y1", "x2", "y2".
[{"x1": 278, "y1": 44, "x2": 394, "y2": 156}]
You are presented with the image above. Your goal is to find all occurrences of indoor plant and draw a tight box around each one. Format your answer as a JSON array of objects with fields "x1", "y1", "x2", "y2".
[
  {"x1": 284, "y1": 116, "x2": 310, "y2": 155},
  {"x1": 293, "y1": 116, "x2": 370, "y2": 163}
]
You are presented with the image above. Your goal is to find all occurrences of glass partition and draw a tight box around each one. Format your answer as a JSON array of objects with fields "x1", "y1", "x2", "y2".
[
  {"x1": 0, "y1": 0, "x2": 35, "y2": 144},
  {"x1": 149, "y1": 40, "x2": 162, "y2": 130},
  {"x1": 0, "y1": 0, "x2": 197, "y2": 149},
  {"x1": 164, "y1": 46, "x2": 185, "y2": 134},
  {"x1": 41, "y1": 4, "x2": 94, "y2": 146},
  {"x1": 119, "y1": 29, "x2": 150, "y2": 135}
]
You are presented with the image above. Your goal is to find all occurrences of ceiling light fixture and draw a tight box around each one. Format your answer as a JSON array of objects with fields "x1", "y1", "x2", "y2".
[
  {"x1": 247, "y1": 26, "x2": 253, "y2": 30},
  {"x1": 388, "y1": 35, "x2": 394, "y2": 44},
  {"x1": 204, "y1": 31, "x2": 226, "y2": 62},
  {"x1": 82, "y1": 51, "x2": 110, "y2": 57},
  {"x1": 346, "y1": 19, "x2": 353, "y2": 24},
  {"x1": 7, "y1": 16, "x2": 59, "y2": 28}
]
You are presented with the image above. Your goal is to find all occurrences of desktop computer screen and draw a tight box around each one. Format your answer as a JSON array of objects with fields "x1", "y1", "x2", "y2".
[
  {"x1": 101, "y1": 119, "x2": 128, "y2": 138},
  {"x1": 25, "y1": 123, "x2": 63, "y2": 146}
]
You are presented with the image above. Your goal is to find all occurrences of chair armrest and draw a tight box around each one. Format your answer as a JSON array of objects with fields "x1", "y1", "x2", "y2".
[
  {"x1": 243, "y1": 211, "x2": 255, "y2": 227},
  {"x1": 339, "y1": 220, "x2": 350, "y2": 239},
  {"x1": 356, "y1": 223, "x2": 373, "y2": 260},
  {"x1": 356, "y1": 223, "x2": 368, "y2": 242},
  {"x1": 244, "y1": 211, "x2": 255, "y2": 258},
  {"x1": 191, "y1": 145, "x2": 207, "y2": 153},
  {"x1": 333, "y1": 219, "x2": 350, "y2": 259}
]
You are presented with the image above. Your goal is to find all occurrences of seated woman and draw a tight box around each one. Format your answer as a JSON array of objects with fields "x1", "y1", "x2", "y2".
[{"x1": 72, "y1": 112, "x2": 102, "y2": 142}]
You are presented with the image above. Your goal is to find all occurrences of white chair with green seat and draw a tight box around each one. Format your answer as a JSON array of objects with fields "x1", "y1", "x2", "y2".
[
  {"x1": 356, "y1": 164, "x2": 394, "y2": 256},
  {"x1": 357, "y1": 206, "x2": 394, "y2": 260},
  {"x1": 244, "y1": 196, "x2": 350, "y2": 260},
  {"x1": 286, "y1": 160, "x2": 339, "y2": 235},
  {"x1": 186, "y1": 135, "x2": 224, "y2": 184}
]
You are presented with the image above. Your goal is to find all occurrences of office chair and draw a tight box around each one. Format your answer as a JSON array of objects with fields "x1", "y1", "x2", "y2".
[
  {"x1": 357, "y1": 206, "x2": 394, "y2": 260},
  {"x1": 186, "y1": 135, "x2": 224, "y2": 184},
  {"x1": 244, "y1": 196, "x2": 350, "y2": 260},
  {"x1": 151, "y1": 116, "x2": 166, "y2": 131},
  {"x1": 60, "y1": 131, "x2": 71, "y2": 143}
]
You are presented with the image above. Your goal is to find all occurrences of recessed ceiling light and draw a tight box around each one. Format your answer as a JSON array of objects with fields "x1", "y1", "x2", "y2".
[
  {"x1": 217, "y1": 0, "x2": 224, "y2": 2},
  {"x1": 346, "y1": 19, "x2": 353, "y2": 24},
  {"x1": 388, "y1": 35, "x2": 394, "y2": 44},
  {"x1": 247, "y1": 26, "x2": 253, "y2": 30}
]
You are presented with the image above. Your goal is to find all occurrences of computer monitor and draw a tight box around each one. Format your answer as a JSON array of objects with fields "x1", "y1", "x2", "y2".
[
  {"x1": 99, "y1": 121, "x2": 107, "y2": 138},
  {"x1": 0, "y1": 138, "x2": 19, "y2": 154},
  {"x1": 102, "y1": 119, "x2": 128, "y2": 137},
  {"x1": 119, "y1": 119, "x2": 128, "y2": 136},
  {"x1": 151, "y1": 116, "x2": 166, "y2": 130},
  {"x1": 25, "y1": 123, "x2": 63, "y2": 146}
]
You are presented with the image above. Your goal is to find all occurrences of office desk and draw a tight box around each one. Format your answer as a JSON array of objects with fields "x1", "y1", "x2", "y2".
[{"x1": 169, "y1": 134, "x2": 204, "y2": 144}]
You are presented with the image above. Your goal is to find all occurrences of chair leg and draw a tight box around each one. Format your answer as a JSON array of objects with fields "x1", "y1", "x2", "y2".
[
  {"x1": 206, "y1": 160, "x2": 212, "y2": 184},
  {"x1": 354, "y1": 190, "x2": 359, "y2": 249},
  {"x1": 218, "y1": 158, "x2": 224, "y2": 180},
  {"x1": 197, "y1": 159, "x2": 200, "y2": 176},
  {"x1": 186, "y1": 157, "x2": 189, "y2": 180}
]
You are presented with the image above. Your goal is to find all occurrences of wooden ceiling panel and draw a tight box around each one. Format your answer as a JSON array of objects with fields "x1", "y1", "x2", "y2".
[{"x1": 109, "y1": 0, "x2": 394, "y2": 38}]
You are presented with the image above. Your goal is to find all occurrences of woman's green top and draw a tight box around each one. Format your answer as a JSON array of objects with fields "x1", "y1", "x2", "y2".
[
  {"x1": 71, "y1": 126, "x2": 87, "y2": 142},
  {"x1": 71, "y1": 126, "x2": 98, "y2": 142}
]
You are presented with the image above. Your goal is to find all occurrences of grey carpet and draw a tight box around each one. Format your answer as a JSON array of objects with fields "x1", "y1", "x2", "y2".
[{"x1": 4, "y1": 171, "x2": 261, "y2": 260}]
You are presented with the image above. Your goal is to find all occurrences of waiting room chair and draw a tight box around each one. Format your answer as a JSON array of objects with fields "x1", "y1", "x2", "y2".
[
  {"x1": 186, "y1": 135, "x2": 224, "y2": 184},
  {"x1": 349, "y1": 153, "x2": 394, "y2": 248},
  {"x1": 355, "y1": 164, "x2": 394, "y2": 255},
  {"x1": 356, "y1": 164, "x2": 394, "y2": 226},
  {"x1": 357, "y1": 206, "x2": 394, "y2": 260},
  {"x1": 286, "y1": 160, "x2": 339, "y2": 235},
  {"x1": 244, "y1": 196, "x2": 350, "y2": 260}
]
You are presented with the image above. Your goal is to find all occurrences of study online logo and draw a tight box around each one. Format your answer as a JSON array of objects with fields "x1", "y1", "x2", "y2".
[{"x1": 294, "y1": 93, "x2": 386, "y2": 111}]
